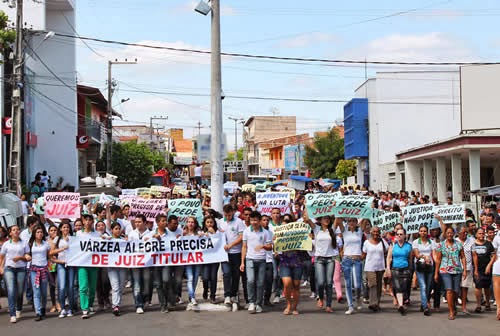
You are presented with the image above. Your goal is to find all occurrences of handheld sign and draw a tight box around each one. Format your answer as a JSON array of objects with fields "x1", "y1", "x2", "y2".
[
  {"x1": 256, "y1": 192, "x2": 290, "y2": 216},
  {"x1": 305, "y1": 193, "x2": 339, "y2": 218},
  {"x1": 372, "y1": 210, "x2": 401, "y2": 233},
  {"x1": 281, "y1": 187, "x2": 296, "y2": 200},
  {"x1": 168, "y1": 199, "x2": 203, "y2": 226},
  {"x1": 129, "y1": 198, "x2": 167, "y2": 222},
  {"x1": 44, "y1": 192, "x2": 81, "y2": 219},
  {"x1": 332, "y1": 195, "x2": 373, "y2": 218},
  {"x1": 402, "y1": 204, "x2": 435, "y2": 234},
  {"x1": 434, "y1": 204, "x2": 465, "y2": 224},
  {"x1": 273, "y1": 222, "x2": 312, "y2": 253},
  {"x1": 242, "y1": 184, "x2": 256, "y2": 192}
]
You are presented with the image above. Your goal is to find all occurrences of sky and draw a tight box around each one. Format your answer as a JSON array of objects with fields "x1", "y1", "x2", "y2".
[{"x1": 68, "y1": 0, "x2": 500, "y2": 150}]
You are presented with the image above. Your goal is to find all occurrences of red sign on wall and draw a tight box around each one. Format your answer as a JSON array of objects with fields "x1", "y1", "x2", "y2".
[{"x1": 2, "y1": 117, "x2": 12, "y2": 135}]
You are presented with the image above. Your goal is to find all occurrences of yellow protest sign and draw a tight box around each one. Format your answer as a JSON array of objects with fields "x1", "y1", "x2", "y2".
[
  {"x1": 273, "y1": 222, "x2": 312, "y2": 253},
  {"x1": 280, "y1": 187, "x2": 296, "y2": 200},
  {"x1": 242, "y1": 184, "x2": 256, "y2": 192}
]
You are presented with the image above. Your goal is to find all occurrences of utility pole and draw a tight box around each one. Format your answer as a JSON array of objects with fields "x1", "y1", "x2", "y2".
[
  {"x1": 8, "y1": 0, "x2": 23, "y2": 194},
  {"x1": 240, "y1": 120, "x2": 247, "y2": 182},
  {"x1": 228, "y1": 117, "x2": 243, "y2": 159},
  {"x1": 106, "y1": 59, "x2": 137, "y2": 173},
  {"x1": 196, "y1": 121, "x2": 202, "y2": 136},
  {"x1": 210, "y1": 0, "x2": 223, "y2": 213},
  {"x1": 149, "y1": 116, "x2": 168, "y2": 146}
]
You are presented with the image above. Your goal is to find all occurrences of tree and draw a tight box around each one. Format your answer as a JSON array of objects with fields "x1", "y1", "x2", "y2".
[
  {"x1": 304, "y1": 129, "x2": 344, "y2": 178},
  {"x1": 98, "y1": 141, "x2": 166, "y2": 188},
  {"x1": 335, "y1": 159, "x2": 357, "y2": 181},
  {"x1": 225, "y1": 148, "x2": 243, "y2": 161},
  {"x1": 0, "y1": 11, "x2": 15, "y2": 60}
]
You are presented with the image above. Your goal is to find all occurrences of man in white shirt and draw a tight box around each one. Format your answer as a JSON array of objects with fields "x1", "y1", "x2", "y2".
[
  {"x1": 154, "y1": 214, "x2": 184, "y2": 311},
  {"x1": 128, "y1": 214, "x2": 153, "y2": 314},
  {"x1": 240, "y1": 211, "x2": 272, "y2": 313},
  {"x1": 218, "y1": 204, "x2": 246, "y2": 306}
]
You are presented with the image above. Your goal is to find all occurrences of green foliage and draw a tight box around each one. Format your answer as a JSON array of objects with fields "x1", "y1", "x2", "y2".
[
  {"x1": 303, "y1": 129, "x2": 344, "y2": 178},
  {"x1": 0, "y1": 11, "x2": 15, "y2": 52},
  {"x1": 335, "y1": 159, "x2": 357, "y2": 181},
  {"x1": 225, "y1": 148, "x2": 243, "y2": 161},
  {"x1": 99, "y1": 141, "x2": 166, "y2": 188}
]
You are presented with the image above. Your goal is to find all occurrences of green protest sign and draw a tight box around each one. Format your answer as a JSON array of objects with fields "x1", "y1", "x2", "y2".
[
  {"x1": 168, "y1": 199, "x2": 203, "y2": 227},
  {"x1": 305, "y1": 193, "x2": 340, "y2": 218},
  {"x1": 331, "y1": 195, "x2": 374, "y2": 218}
]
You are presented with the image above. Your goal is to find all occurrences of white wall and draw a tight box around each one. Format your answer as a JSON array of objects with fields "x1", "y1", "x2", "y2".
[
  {"x1": 355, "y1": 71, "x2": 461, "y2": 191},
  {"x1": 25, "y1": 7, "x2": 78, "y2": 188}
]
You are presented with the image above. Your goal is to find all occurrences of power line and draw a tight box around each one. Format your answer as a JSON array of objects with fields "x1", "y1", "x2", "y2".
[{"x1": 53, "y1": 32, "x2": 499, "y2": 66}]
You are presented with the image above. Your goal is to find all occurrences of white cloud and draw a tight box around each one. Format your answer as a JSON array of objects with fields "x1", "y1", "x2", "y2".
[
  {"x1": 278, "y1": 32, "x2": 337, "y2": 48},
  {"x1": 340, "y1": 32, "x2": 476, "y2": 62}
]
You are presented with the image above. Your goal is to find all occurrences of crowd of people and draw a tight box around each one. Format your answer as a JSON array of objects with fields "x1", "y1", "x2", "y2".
[{"x1": 0, "y1": 183, "x2": 499, "y2": 325}]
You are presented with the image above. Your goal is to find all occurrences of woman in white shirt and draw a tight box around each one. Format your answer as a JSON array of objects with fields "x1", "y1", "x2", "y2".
[
  {"x1": 412, "y1": 224, "x2": 435, "y2": 316},
  {"x1": 362, "y1": 226, "x2": 388, "y2": 312},
  {"x1": 492, "y1": 234, "x2": 500, "y2": 320},
  {"x1": 0, "y1": 225, "x2": 31, "y2": 323},
  {"x1": 28, "y1": 224, "x2": 51, "y2": 321},
  {"x1": 337, "y1": 217, "x2": 368, "y2": 315},
  {"x1": 50, "y1": 222, "x2": 75, "y2": 318},
  {"x1": 306, "y1": 214, "x2": 342, "y2": 313}
]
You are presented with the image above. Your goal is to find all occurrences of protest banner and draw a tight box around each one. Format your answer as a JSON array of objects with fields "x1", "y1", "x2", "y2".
[
  {"x1": 136, "y1": 188, "x2": 152, "y2": 198},
  {"x1": 150, "y1": 185, "x2": 171, "y2": 198},
  {"x1": 305, "y1": 193, "x2": 339, "y2": 218},
  {"x1": 168, "y1": 198, "x2": 203, "y2": 226},
  {"x1": 434, "y1": 204, "x2": 465, "y2": 224},
  {"x1": 331, "y1": 195, "x2": 373, "y2": 218},
  {"x1": 372, "y1": 210, "x2": 402, "y2": 233},
  {"x1": 121, "y1": 189, "x2": 137, "y2": 197},
  {"x1": 242, "y1": 184, "x2": 256, "y2": 192},
  {"x1": 273, "y1": 222, "x2": 312, "y2": 253},
  {"x1": 256, "y1": 192, "x2": 290, "y2": 216},
  {"x1": 223, "y1": 181, "x2": 239, "y2": 194},
  {"x1": 281, "y1": 187, "x2": 296, "y2": 200},
  {"x1": 402, "y1": 204, "x2": 435, "y2": 234},
  {"x1": 44, "y1": 192, "x2": 80, "y2": 219},
  {"x1": 129, "y1": 198, "x2": 167, "y2": 222},
  {"x1": 66, "y1": 233, "x2": 228, "y2": 268}
]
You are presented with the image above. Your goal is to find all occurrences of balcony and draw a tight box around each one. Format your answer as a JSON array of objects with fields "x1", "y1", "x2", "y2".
[{"x1": 84, "y1": 119, "x2": 105, "y2": 143}]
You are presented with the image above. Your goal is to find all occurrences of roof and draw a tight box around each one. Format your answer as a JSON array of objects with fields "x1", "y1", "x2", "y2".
[
  {"x1": 77, "y1": 85, "x2": 122, "y2": 118},
  {"x1": 117, "y1": 136, "x2": 138, "y2": 142}
]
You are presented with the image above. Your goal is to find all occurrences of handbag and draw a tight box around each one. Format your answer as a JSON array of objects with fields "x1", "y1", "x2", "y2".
[{"x1": 416, "y1": 257, "x2": 433, "y2": 273}]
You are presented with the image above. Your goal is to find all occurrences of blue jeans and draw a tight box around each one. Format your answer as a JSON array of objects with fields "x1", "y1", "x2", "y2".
[
  {"x1": 416, "y1": 270, "x2": 433, "y2": 309},
  {"x1": 342, "y1": 257, "x2": 362, "y2": 309},
  {"x1": 272, "y1": 255, "x2": 282, "y2": 296},
  {"x1": 202, "y1": 263, "x2": 219, "y2": 300},
  {"x1": 155, "y1": 266, "x2": 184, "y2": 307},
  {"x1": 185, "y1": 265, "x2": 201, "y2": 300},
  {"x1": 56, "y1": 264, "x2": 76, "y2": 312},
  {"x1": 132, "y1": 268, "x2": 151, "y2": 308},
  {"x1": 246, "y1": 258, "x2": 266, "y2": 306},
  {"x1": 107, "y1": 268, "x2": 127, "y2": 308},
  {"x1": 3, "y1": 267, "x2": 25, "y2": 317},
  {"x1": 440, "y1": 273, "x2": 461, "y2": 293},
  {"x1": 315, "y1": 256, "x2": 334, "y2": 307},
  {"x1": 30, "y1": 270, "x2": 48, "y2": 315}
]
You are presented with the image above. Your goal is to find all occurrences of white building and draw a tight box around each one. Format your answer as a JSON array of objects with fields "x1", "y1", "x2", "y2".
[
  {"x1": 345, "y1": 68, "x2": 500, "y2": 204},
  {"x1": 1, "y1": 0, "x2": 78, "y2": 190}
]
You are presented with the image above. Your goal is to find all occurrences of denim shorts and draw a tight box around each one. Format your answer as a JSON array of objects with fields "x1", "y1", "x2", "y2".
[
  {"x1": 440, "y1": 273, "x2": 461, "y2": 293},
  {"x1": 279, "y1": 265, "x2": 303, "y2": 280}
]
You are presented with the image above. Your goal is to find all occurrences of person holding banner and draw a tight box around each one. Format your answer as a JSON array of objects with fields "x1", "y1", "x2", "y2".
[
  {"x1": 412, "y1": 225, "x2": 436, "y2": 316},
  {"x1": 337, "y1": 218, "x2": 367, "y2": 315},
  {"x1": 434, "y1": 226, "x2": 467, "y2": 320},
  {"x1": 28, "y1": 224, "x2": 51, "y2": 321},
  {"x1": 279, "y1": 238, "x2": 308, "y2": 316},
  {"x1": 269, "y1": 208, "x2": 283, "y2": 304},
  {"x1": 184, "y1": 216, "x2": 202, "y2": 310},
  {"x1": 201, "y1": 215, "x2": 220, "y2": 304},
  {"x1": 219, "y1": 204, "x2": 246, "y2": 309},
  {"x1": 128, "y1": 214, "x2": 153, "y2": 314},
  {"x1": 77, "y1": 214, "x2": 101, "y2": 319},
  {"x1": 0, "y1": 225, "x2": 31, "y2": 323},
  {"x1": 305, "y1": 214, "x2": 342, "y2": 313},
  {"x1": 50, "y1": 222, "x2": 76, "y2": 318},
  {"x1": 386, "y1": 228, "x2": 413, "y2": 316},
  {"x1": 106, "y1": 222, "x2": 127, "y2": 316}
]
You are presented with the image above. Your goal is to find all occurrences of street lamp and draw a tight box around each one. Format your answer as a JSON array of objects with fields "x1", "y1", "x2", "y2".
[{"x1": 195, "y1": 0, "x2": 223, "y2": 213}]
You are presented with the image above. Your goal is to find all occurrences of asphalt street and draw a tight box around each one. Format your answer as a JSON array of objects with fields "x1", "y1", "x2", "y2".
[{"x1": 0, "y1": 282, "x2": 498, "y2": 336}]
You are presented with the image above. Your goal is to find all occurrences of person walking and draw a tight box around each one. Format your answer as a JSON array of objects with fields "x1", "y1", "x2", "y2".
[{"x1": 362, "y1": 226, "x2": 388, "y2": 312}]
